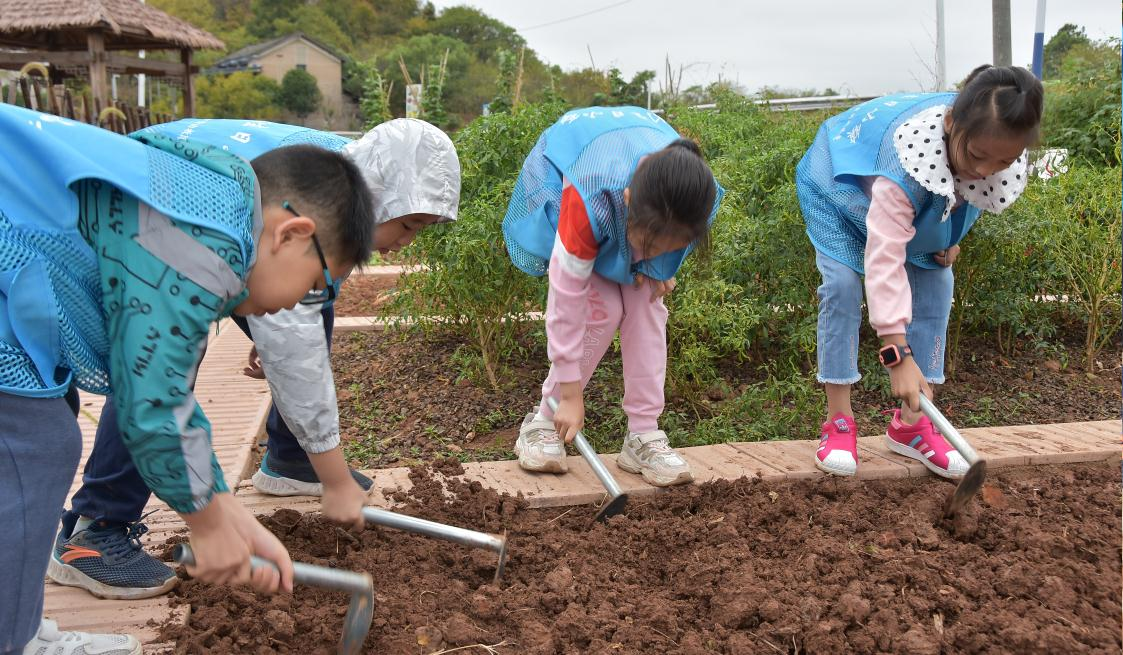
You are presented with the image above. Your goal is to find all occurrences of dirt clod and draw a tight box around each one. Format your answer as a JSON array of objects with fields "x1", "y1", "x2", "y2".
[{"x1": 164, "y1": 462, "x2": 1121, "y2": 654}]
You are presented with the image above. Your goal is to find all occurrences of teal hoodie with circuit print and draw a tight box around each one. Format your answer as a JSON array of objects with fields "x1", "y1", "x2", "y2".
[{"x1": 0, "y1": 104, "x2": 259, "y2": 513}]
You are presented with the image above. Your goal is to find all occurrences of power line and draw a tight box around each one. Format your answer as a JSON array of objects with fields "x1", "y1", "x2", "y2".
[{"x1": 519, "y1": 0, "x2": 634, "y2": 32}]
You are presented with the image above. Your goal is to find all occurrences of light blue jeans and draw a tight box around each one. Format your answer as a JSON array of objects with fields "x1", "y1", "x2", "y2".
[{"x1": 815, "y1": 250, "x2": 953, "y2": 385}]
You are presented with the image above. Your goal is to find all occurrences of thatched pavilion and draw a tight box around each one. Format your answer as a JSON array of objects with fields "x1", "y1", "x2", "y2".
[{"x1": 0, "y1": 0, "x2": 224, "y2": 115}]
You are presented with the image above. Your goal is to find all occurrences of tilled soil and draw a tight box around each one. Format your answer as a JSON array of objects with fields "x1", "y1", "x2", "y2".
[
  {"x1": 333, "y1": 274, "x2": 401, "y2": 317},
  {"x1": 332, "y1": 328, "x2": 1122, "y2": 468},
  {"x1": 164, "y1": 461, "x2": 1121, "y2": 654}
]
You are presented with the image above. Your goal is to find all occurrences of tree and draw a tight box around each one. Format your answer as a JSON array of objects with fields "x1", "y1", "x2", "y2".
[
  {"x1": 196, "y1": 71, "x2": 280, "y2": 119},
  {"x1": 428, "y1": 6, "x2": 525, "y2": 63},
  {"x1": 247, "y1": 0, "x2": 299, "y2": 38},
  {"x1": 271, "y1": 5, "x2": 353, "y2": 54},
  {"x1": 1043, "y1": 23, "x2": 1090, "y2": 79},
  {"x1": 557, "y1": 67, "x2": 610, "y2": 107},
  {"x1": 278, "y1": 68, "x2": 322, "y2": 121},
  {"x1": 380, "y1": 34, "x2": 471, "y2": 117},
  {"x1": 592, "y1": 68, "x2": 655, "y2": 107}
]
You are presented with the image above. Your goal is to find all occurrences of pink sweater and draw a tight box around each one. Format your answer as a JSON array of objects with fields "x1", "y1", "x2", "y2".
[
  {"x1": 545, "y1": 180, "x2": 601, "y2": 383},
  {"x1": 863, "y1": 176, "x2": 959, "y2": 337}
]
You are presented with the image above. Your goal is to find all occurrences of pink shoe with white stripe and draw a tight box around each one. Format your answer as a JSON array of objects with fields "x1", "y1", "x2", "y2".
[
  {"x1": 885, "y1": 409, "x2": 969, "y2": 479},
  {"x1": 814, "y1": 413, "x2": 858, "y2": 476}
]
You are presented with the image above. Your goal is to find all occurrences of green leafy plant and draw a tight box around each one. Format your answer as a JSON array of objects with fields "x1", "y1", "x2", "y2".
[{"x1": 277, "y1": 68, "x2": 321, "y2": 121}]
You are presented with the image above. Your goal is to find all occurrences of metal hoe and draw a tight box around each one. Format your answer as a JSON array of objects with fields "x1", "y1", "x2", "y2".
[
  {"x1": 173, "y1": 543, "x2": 375, "y2": 655},
  {"x1": 918, "y1": 395, "x2": 988, "y2": 518},
  {"x1": 546, "y1": 397, "x2": 629, "y2": 522},
  {"x1": 361, "y1": 507, "x2": 509, "y2": 583}
]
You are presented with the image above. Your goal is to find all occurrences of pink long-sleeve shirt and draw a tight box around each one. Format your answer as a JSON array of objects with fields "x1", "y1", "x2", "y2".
[
  {"x1": 545, "y1": 180, "x2": 601, "y2": 383},
  {"x1": 863, "y1": 176, "x2": 959, "y2": 337}
]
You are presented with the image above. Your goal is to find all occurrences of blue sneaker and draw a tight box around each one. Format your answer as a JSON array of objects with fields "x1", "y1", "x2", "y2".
[
  {"x1": 47, "y1": 511, "x2": 178, "y2": 600},
  {"x1": 251, "y1": 451, "x2": 374, "y2": 496}
]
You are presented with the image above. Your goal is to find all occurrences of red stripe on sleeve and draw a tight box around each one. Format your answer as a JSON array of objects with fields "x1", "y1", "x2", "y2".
[{"x1": 557, "y1": 185, "x2": 599, "y2": 260}]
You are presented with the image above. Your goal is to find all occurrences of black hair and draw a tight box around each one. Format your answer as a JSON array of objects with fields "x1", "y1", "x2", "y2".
[
  {"x1": 627, "y1": 138, "x2": 717, "y2": 260},
  {"x1": 949, "y1": 65, "x2": 1044, "y2": 163},
  {"x1": 251, "y1": 145, "x2": 374, "y2": 267}
]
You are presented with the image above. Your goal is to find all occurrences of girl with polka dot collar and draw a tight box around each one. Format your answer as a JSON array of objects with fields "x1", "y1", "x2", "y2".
[{"x1": 795, "y1": 65, "x2": 1044, "y2": 480}]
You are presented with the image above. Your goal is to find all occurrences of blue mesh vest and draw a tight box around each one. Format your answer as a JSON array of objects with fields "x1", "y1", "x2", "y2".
[
  {"x1": 132, "y1": 118, "x2": 351, "y2": 157},
  {"x1": 796, "y1": 93, "x2": 981, "y2": 274},
  {"x1": 0, "y1": 105, "x2": 258, "y2": 397},
  {"x1": 503, "y1": 106, "x2": 724, "y2": 285}
]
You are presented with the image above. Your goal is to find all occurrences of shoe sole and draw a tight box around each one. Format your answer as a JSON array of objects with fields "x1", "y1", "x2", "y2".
[
  {"x1": 252, "y1": 469, "x2": 324, "y2": 496},
  {"x1": 615, "y1": 449, "x2": 694, "y2": 487},
  {"x1": 884, "y1": 434, "x2": 966, "y2": 480},
  {"x1": 47, "y1": 555, "x2": 178, "y2": 600},
  {"x1": 814, "y1": 457, "x2": 857, "y2": 477},
  {"x1": 513, "y1": 441, "x2": 567, "y2": 473}
]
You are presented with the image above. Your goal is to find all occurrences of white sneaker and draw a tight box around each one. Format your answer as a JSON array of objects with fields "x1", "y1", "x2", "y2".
[
  {"x1": 514, "y1": 413, "x2": 567, "y2": 473},
  {"x1": 22, "y1": 619, "x2": 141, "y2": 655},
  {"x1": 616, "y1": 430, "x2": 694, "y2": 486}
]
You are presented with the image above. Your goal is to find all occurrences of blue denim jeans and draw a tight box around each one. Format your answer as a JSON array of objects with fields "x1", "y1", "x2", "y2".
[
  {"x1": 815, "y1": 249, "x2": 953, "y2": 385},
  {"x1": 0, "y1": 391, "x2": 82, "y2": 653}
]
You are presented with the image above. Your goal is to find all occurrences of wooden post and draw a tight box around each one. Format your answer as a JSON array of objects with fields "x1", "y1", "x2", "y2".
[
  {"x1": 48, "y1": 83, "x2": 61, "y2": 116},
  {"x1": 87, "y1": 30, "x2": 109, "y2": 112},
  {"x1": 63, "y1": 88, "x2": 76, "y2": 119},
  {"x1": 181, "y1": 49, "x2": 195, "y2": 116},
  {"x1": 18, "y1": 77, "x2": 33, "y2": 109}
]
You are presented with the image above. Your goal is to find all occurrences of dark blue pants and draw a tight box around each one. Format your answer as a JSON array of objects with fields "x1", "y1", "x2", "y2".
[
  {"x1": 69, "y1": 307, "x2": 334, "y2": 524},
  {"x1": 0, "y1": 391, "x2": 83, "y2": 653}
]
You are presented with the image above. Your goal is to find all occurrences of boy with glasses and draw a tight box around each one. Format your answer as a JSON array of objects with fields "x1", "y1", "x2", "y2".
[
  {"x1": 49, "y1": 117, "x2": 460, "y2": 604},
  {"x1": 0, "y1": 105, "x2": 375, "y2": 655}
]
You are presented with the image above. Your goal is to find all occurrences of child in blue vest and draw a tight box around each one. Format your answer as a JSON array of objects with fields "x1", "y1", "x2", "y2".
[
  {"x1": 796, "y1": 65, "x2": 1043, "y2": 478},
  {"x1": 47, "y1": 117, "x2": 460, "y2": 602},
  {"x1": 0, "y1": 105, "x2": 374, "y2": 654},
  {"x1": 504, "y1": 107, "x2": 722, "y2": 486}
]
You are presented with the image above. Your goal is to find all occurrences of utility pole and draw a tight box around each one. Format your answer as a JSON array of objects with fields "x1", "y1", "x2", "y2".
[
  {"x1": 138, "y1": 0, "x2": 146, "y2": 107},
  {"x1": 992, "y1": 0, "x2": 1012, "y2": 66},
  {"x1": 1031, "y1": 0, "x2": 1047, "y2": 78},
  {"x1": 935, "y1": 0, "x2": 947, "y2": 90}
]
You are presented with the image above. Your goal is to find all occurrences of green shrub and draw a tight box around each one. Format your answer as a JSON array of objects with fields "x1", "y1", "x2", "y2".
[
  {"x1": 392, "y1": 102, "x2": 565, "y2": 387},
  {"x1": 395, "y1": 83, "x2": 1119, "y2": 437},
  {"x1": 1041, "y1": 39, "x2": 1121, "y2": 167}
]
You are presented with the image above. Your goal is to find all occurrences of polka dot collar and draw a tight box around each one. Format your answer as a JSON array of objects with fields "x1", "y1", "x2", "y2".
[{"x1": 893, "y1": 105, "x2": 1027, "y2": 220}]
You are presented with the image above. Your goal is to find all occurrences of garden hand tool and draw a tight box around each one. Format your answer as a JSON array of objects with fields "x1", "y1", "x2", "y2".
[
  {"x1": 918, "y1": 395, "x2": 988, "y2": 518},
  {"x1": 361, "y1": 507, "x2": 509, "y2": 583},
  {"x1": 546, "y1": 397, "x2": 629, "y2": 523},
  {"x1": 173, "y1": 543, "x2": 374, "y2": 655}
]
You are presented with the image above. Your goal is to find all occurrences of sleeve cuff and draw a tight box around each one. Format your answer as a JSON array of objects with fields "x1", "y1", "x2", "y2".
[
  {"x1": 301, "y1": 432, "x2": 341, "y2": 455},
  {"x1": 874, "y1": 320, "x2": 910, "y2": 338},
  {"x1": 170, "y1": 478, "x2": 228, "y2": 515},
  {"x1": 551, "y1": 361, "x2": 582, "y2": 384}
]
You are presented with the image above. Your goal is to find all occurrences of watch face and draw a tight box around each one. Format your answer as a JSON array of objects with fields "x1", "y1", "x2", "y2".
[{"x1": 880, "y1": 346, "x2": 899, "y2": 366}]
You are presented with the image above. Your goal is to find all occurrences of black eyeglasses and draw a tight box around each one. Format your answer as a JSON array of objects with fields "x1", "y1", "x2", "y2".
[{"x1": 282, "y1": 201, "x2": 338, "y2": 306}]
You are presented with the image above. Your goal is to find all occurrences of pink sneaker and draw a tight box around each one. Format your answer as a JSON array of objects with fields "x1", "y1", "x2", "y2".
[
  {"x1": 814, "y1": 413, "x2": 858, "y2": 476},
  {"x1": 885, "y1": 409, "x2": 969, "y2": 479}
]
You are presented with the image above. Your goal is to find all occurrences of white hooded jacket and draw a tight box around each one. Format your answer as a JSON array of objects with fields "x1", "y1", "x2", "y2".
[{"x1": 246, "y1": 119, "x2": 460, "y2": 456}]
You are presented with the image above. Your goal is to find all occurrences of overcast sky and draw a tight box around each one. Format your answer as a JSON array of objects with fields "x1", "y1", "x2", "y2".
[{"x1": 432, "y1": 0, "x2": 1119, "y2": 96}]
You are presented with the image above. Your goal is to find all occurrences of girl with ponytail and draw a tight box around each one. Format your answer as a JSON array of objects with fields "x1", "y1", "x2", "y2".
[{"x1": 503, "y1": 107, "x2": 723, "y2": 486}]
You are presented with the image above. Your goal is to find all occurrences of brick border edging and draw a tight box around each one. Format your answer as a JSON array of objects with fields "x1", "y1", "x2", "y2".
[{"x1": 234, "y1": 420, "x2": 1121, "y2": 515}]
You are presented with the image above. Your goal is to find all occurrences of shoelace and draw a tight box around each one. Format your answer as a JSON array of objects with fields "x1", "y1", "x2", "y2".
[
  {"x1": 75, "y1": 510, "x2": 157, "y2": 560},
  {"x1": 528, "y1": 428, "x2": 562, "y2": 445},
  {"x1": 638, "y1": 437, "x2": 680, "y2": 463}
]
